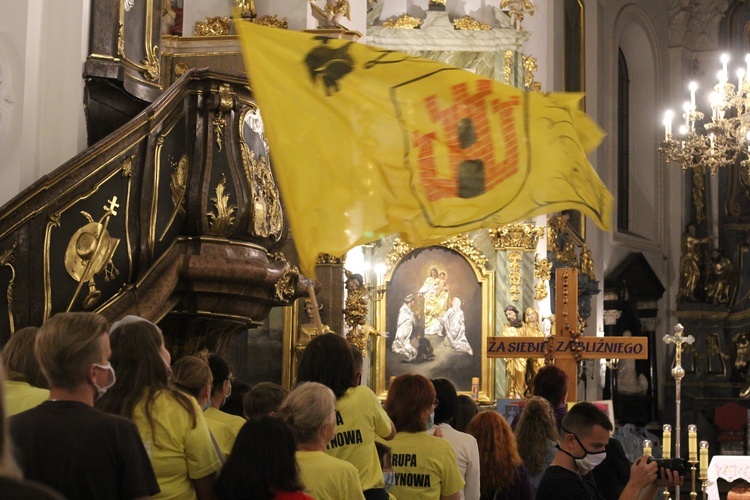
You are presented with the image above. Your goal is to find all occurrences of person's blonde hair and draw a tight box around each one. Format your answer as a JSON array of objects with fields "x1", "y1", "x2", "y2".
[
  {"x1": 35, "y1": 313, "x2": 108, "y2": 389},
  {"x1": 277, "y1": 382, "x2": 335, "y2": 444},
  {"x1": 514, "y1": 396, "x2": 558, "y2": 474},
  {"x1": 2, "y1": 326, "x2": 48, "y2": 389},
  {"x1": 172, "y1": 353, "x2": 212, "y2": 398}
]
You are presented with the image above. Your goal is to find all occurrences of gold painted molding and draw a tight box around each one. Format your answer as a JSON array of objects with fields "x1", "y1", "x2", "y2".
[{"x1": 490, "y1": 223, "x2": 544, "y2": 251}]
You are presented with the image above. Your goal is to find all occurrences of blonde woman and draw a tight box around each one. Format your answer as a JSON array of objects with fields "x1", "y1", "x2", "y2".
[{"x1": 514, "y1": 396, "x2": 558, "y2": 493}]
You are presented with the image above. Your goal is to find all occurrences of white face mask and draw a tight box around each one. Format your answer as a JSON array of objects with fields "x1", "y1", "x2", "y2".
[
  {"x1": 575, "y1": 451, "x2": 607, "y2": 472},
  {"x1": 559, "y1": 426, "x2": 608, "y2": 472},
  {"x1": 92, "y1": 362, "x2": 116, "y2": 399}
]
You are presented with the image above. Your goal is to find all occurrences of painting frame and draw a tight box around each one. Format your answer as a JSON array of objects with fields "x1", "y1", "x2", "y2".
[{"x1": 371, "y1": 237, "x2": 495, "y2": 403}]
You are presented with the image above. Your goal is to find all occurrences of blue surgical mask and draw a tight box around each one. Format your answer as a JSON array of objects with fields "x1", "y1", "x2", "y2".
[
  {"x1": 425, "y1": 412, "x2": 435, "y2": 430},
  {"x1": 384, "y1": 471, "x2": 395, "y2": 491}
]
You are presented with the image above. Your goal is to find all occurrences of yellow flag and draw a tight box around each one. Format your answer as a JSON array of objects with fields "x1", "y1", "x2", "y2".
[{"x1": 235, "y1": 22, "x2": 612, "y2": 276}]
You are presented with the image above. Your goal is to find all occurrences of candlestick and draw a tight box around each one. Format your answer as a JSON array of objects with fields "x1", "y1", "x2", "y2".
[
  {"x1": 689, "y1": 81, "x2": 697, "y2": 109},
  {"x1": 662, "y1": 424, "x2": 671, "y2": 459},
  {"x1": 721, "y1": 53, "x2": 730, "y2": 80},
  {"x1": 663, "y1": 110, "x2": 673, "y2": 139},
  {"x1": 643, "y1": 439, "x2": 652, "y2": 457},
  {"x1": 688, "y1": 424, "x2": 697, "y2": 462},
  {"x1": 699, "y1": 441, "x2": 709, "y2": 478}
]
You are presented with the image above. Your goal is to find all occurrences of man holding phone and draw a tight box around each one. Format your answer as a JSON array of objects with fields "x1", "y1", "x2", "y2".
[{"x1": 537, "y1": 402, "x2": 683, "y2": 500}]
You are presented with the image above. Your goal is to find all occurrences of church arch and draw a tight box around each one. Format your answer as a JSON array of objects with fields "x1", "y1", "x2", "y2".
[{"x1": 612, "y1": 6, "x2": 665, "y2": 247}]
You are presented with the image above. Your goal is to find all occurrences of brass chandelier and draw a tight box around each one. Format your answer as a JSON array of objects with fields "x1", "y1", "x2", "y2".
[{"x1": 659, "y1": 54, "x2": 750, "y2": 175}]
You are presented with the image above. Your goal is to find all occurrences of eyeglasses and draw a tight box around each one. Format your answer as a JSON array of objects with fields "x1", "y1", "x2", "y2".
[{"x1": 432, "y1": 398, "x2": 439, "y2": 408}]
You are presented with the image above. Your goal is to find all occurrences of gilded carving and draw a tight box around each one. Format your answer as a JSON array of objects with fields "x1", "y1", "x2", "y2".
[
  {"x1": 275, "y1": 263, "x2": 300, "y2": 302},
  {"x1": 117, "y1": 0, "x2": 160, "y2": 83},
  {"x1": 522, "y1": 55, "x2": 542, "y2": 92},
  {"x1": 385, "y1": 234, "x2": 487, "y2": 273},
  {"x1": 64, "y1": 197, "x2": 121, "y2": 310},
  {"x1": 382, "y1": 14, "x2": 423, "y2": 29},
  {"x1": 159, "y1": 154, "x2": 188, "y2": 242},
  {"x1": 207, "y1": 174, "x2": 237, "y2": 236},
  {"x1": 452, "y1": 16, "x2": 492, "y2": 31},
  {"x1": 236, "y1": 0, "x2": 256, "y2": 18},
  {"x1": 533, "y1": 254, "x2": 552, "y2": 301},
  {"x1": 502, "y1": 49, "x2": 514, "y2": 85},
  {"x1": 441, "y1": 234, "x2": 488, "y2": 269},
  {"x1": 489, "y1": 223, "x2": 543, "y2": 251},
  {"x1": 0, "y1": 243, "x2": 16, "y2": 334},
  {"x1": 121, "y1": 155, "x2": 133, "y2": 178},
  {"x1": 547, "y1": 215, "x2": 578, "y2": 266},
  {"x1": 578, "y1": 243, "x2": 595, "y2": 281},
  {"x1": 385, "y1": 238, "x2": 414, "y2": 272},
  {"x1": 255, "y1": 15, "x2": 289, "y2": 29},
  {"x1": 174, "y1": 62, "x2": 189, "y2": 76},
  {"x1": 212, "y1": 84, "x2": 234, "y2": 152},
  {"x1": 508, "y1": 251, "x2": 522, "y2": 302},
  {"x1": 142, "y1": 43, "x2": 160, "y2": 82},
  {"x1": 194, "y1": 17, "x2": 231, "y2": 36},
  {"x1": 241, "y1": 144, "x2": 283, "y2": 240},
  {"x1": 317, "y1": 253, "x2": 346, "y2": 265}
]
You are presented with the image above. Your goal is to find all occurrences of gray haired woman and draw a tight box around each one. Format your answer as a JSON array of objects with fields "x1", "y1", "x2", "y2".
[{"x1": 277, "y1": 382, "x2": 365, "y2": 500}]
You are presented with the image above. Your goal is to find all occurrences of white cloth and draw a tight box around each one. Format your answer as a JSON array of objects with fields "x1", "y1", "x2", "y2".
[
  {"x1": 706, "y1": 455, "x2": 750, "y2": 500},
  {"x1": 392, "y1": 303, "x2": 417, "y2": 358},
  {"x1": 441, "y1": 304, "x2": 472, "y2": 355},
  {"x1": 427, "y1": 423, "x2": 480, "y2": 500}
]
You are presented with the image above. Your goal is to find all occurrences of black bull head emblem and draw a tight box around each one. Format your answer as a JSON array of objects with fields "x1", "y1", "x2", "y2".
[{"x1": 304, "y1": 38, "x2": 355, "y2": 96}]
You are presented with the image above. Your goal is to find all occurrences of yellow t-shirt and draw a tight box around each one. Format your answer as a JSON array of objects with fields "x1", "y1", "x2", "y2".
[
  {"x1": 204, "y1": 406, "x2": 246, "y2": 435},
  {"x1": 326, "y1": 386, "x2": 393, "y2": 490},
  {"x1": 388, "y1": 431, "x2": 465, "y2": 500},
  {"x1": 297, "y1": 450, "x2": 365, "y2": 500},
  {"x1": 133, "y1": 390, "x2": 222, "y2": 499},
  {"x1": 205, "y1": 416, "x2": 236, "y2": 458},
  {"x1": 4, "y1": 381, "x2": 49, "y2": 417}
]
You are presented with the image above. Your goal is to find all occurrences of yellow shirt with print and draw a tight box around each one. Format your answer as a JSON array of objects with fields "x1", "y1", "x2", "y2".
[
  {"x1": 388, "y1": 431, "x2": 465, "y2": 500},
  {"x1": 133, "y1": 390, "x2": 222, "y2": 499},
  {"x1": 297, "y1": 450, "x2": 365, "y2": 500},
  {"x1": 326, "y1": 385, "x2": 393, "y2": 490}
]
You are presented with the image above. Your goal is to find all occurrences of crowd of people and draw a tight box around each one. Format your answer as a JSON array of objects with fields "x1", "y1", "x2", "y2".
[{"x1": 0, "y1": 312, "x2": 683, "y2": 499}]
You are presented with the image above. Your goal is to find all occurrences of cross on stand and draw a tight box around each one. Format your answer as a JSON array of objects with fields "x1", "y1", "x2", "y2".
[{"x1": 487, "y1": 268, "x2": 649, "y2": 402}]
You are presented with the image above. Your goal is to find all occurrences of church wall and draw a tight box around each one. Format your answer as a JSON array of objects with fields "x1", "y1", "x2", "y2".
[
  {"x1": 0, "y1": 0, "x2": 91, "y2": 207},
  {"x1": 585, "y1": 0, "x2": 673, "y2": 408}
]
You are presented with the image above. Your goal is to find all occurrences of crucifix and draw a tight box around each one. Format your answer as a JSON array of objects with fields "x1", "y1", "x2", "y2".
[{"x1": 487, "y1": 268, "x2": 649, "y2": 402}]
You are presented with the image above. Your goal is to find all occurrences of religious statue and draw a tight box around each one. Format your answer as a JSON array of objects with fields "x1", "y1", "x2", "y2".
[
  {"x1": 733, "y1": 333, "x2": 750, "y2": 398},
  {"x1": 500, "y1": 0, "x2": 535, "y2": 31},
  {"x1": 236, "y1": 0, "x2": 256, "y2": 19},
  {"x1": 392, "y1": 295, "x2": 418, "y2": 361},
  {"x1": 548, "y1": 214, "x2": 578, "y2": 266},
  {"x1": 692, "y1": 164, "x2": 706, "y2": 223},
  {"x1": 523, "y1": 307, "x2": 545, "y2": 386},
  {"x1": 439, "y1": 296, "x2": 473, "y2": 355},
  {"x1": 678, "y1": 225, "x2": 709, "y2": 301},
  {"x1": 419, "y1": 266, "x2": 450, "y2": 336},
  {"x1": 704, "y1": 249, "x2": 734, "y2": 305},
  {"x1": 296, "y1": 298, "x2": 332, "y2": 354},
  {"x1": 616, "y1": 330, "x2": 648, "y2": 396},
  {"x1": 344, "y1": 270, "x2": 368, "y2": 329},
  {"x1": 578, "y1": 244, "x2": 596, "y2": 281},
  {"x1": 503, "y1": 304, "x2": 526, "y2": 398}
]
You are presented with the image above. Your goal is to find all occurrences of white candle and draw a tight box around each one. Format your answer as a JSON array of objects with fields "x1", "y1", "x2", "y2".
[
  {"x1": 745, "y1": 54, "x2": 750, "y2": 81},
  {"x1": 662, "y1": 425, "x2": 671, "y2": 459},
  {"x1": 699, "y1": 441, "x2": 709, "y2": 475},
  {"x1": 689, "y1": 81, "x2": 697, "y2": 109},
  {"x1": 688, "y1": 424, "x2": 697, "y2": 462},
  {"x1": 683, "y1": 101, "x2": 691, "y2": 128},
  {"x1": 663, "y1": 110, "x2": 673, "y2": 139},
  {"x1": 739, "y1": 69, "x2": 746, "y2": 91},
  {"x1": 722, "y1": 54, "x2": 730, "y2": 80},
  {"x1": 643, "y1": 440, "x2": 652, "y2": 457}
]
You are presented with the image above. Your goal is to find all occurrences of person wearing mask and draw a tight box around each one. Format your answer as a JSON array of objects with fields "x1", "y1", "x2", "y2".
[
  {"x1": 206, "y1": 354, "x2": 246, "y2": 436},
  {"x1": 171, "y1": 354, "x2": 231, "y2": 461},
  {"x1": 9, "y1": 312, "x2": 159, "y2": 499},
  {"x1": 536, "y1": 402, "x2": 682, "y2": 500},
  {"x1": 385, "y1": 373, "x2": 464, "y2": 500}
]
